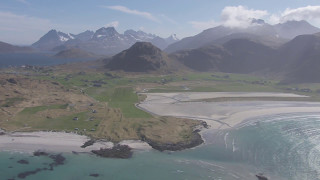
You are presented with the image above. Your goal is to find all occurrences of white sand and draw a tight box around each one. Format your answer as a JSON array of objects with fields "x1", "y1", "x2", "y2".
[
  {"x1": 0, "y1": 131, "x2": 151, "y2": 153},
  {"x1": 141, "y1": 92, "x2": 307, "y2": 104},
  {"x1": 1, "y1": 92, "x2": 318, "y2": 153},
  {"x1": 138, "y1": 92, "x2": 320, "y2": 129}
]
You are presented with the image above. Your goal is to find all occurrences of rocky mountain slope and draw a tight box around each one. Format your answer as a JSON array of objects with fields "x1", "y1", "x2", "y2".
[{"x1": 105, "y1": 42, "x2": 171, "y2": 72}]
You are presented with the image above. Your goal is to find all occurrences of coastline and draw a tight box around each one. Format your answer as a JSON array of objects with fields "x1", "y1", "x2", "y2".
[
  {"x1": 0, "y1": 131, "x2": 152, "y2": 154},
  {"x1": 2, "y1": 92, "x2": 320, "y2": 154},
  {"x1": 138, "y1": 92, "x2": 320, "y2": 131}
]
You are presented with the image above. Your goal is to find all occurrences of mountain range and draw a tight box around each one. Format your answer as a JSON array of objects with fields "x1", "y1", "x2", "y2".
[
  {"x1": 165, "y1": 20, "x2": 320, "y2": 53},
  {"x1": 171, "y1": 31, "x2": 320, "y2": 83},
  {"x1": 104, "y1": 31, "x2": 320, "y2": 83},
  {"x1": 31, "y1": 27, "x2": 179, "y2": 55},
  {"x1": 1, "y1": 19, "x2": 320, "y2": 83}
]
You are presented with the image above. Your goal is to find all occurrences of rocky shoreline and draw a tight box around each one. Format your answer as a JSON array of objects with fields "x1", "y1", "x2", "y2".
[
  {"x1": 141, "y1": 130, "x2": 204, "y2": 151},
  {"x1": 0, "y1": 120, "x2": 207, "y2": 159},
  {"x1": 0, "y1": 128, "x2": 5, "y2": 135},
  {"x1": 91, "y1": 144, "x2": 133, "y2": 159},
  {"x1": 135, "y1": 121, "x2": 208, "y2": 152}
]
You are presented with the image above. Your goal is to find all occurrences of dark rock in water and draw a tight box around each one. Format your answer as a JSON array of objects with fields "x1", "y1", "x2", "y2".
[
  {"x1": 8, "y1": 166, "x2": 13, "y2": 168},
  {"x1": 89, "y1": 173, "x2": 100, "y2": 177},
  {"x1": 142, "y1": 131, "x2": 204, "y2": 151},
  {"x1": 49, "y1": 154, "x2": 66, "y2": 166},
  {"x1": 201, "y1": 121, "x2": 209, "y2": 129},
  {"x1": 34, "y1": 151, "x2": 66, "y2": 168},
  {"x1": 7, "y1": 178, "x2": 15, "y2": 180},
  {"x1": 14, "y1": 152, "x2": 66, "y2": 179},
  {"x1": 81, "y1": 139, "x2": 95, "y2": 148},
  {"x1": 7, "y1": 78, "x2": 17, "y2": 84},
  {"x1": 33, "y1": 151, "x2": 49, "y2": 157},
  {"x1": 17, "y1": 159, "x2": 29, "y2": 165},
  {"x1": 0, "y1": 132, "x2": 5, "y2": 135},
  {"x1": 18, "y1": 168, "x2": 42, "y2": 179},
  {"x1": 256, "y1": 173, "x2": 268, "y2": 180},
  {"x1": 92, "y1": 144, "x2": 133, "y2": 159}
]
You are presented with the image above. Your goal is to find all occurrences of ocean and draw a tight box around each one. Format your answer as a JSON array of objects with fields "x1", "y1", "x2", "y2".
[
  {"x1": 0, "y1": 53, "x2": 93, "y2": 68},
  {"x1": 1, "y1": 113, "x2": 320, "y2": 180}
]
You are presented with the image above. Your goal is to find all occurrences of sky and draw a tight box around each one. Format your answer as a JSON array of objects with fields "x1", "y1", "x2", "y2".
[{"x1": 1, "y1": 0, "x2": 320, "y2": 45}]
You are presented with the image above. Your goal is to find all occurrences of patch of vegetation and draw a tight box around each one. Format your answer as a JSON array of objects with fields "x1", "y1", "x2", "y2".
[
  {"x1": 20, "y1": 104, "x2": 68, "y2": 115},
  {"x1": 32, "y1": 111, "x2": 99, "y2": 133},
  {"x1": 1, "y1": 97, "x2": 24, "y2": 107},
  {"x1": 108, "y1": 87, "x2": 152, "y2": 118}
]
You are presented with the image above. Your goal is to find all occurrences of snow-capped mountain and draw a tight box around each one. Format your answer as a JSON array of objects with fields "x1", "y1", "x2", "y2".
[
  {"x1": 32, "y1": 27, "x2": 179, "y2": 55},
  {"x1": 32, "y1": 29, "x2": 74, "y2": 51},
  {"x1": 124, "y1": 30, "x2": 156, "y2": 42},
  {"x1": 92, "y1": 27, "x2": 123, "y2": 42}
]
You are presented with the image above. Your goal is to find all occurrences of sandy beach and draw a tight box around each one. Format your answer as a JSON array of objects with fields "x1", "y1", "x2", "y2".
[
  {"x1": 0, "y1": 131, "x2": 152, "y2": 153},
  {"x1": 138, "y1": 92, "x2": 320, "y2": 129},
  {"x1": 1, "y1": 92, "x2": 319, "y2": 153}
]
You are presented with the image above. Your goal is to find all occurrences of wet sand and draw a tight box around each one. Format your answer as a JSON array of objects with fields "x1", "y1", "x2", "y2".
[{"x1": 138, "y1": 92, "x2": 320, "y2": 129}]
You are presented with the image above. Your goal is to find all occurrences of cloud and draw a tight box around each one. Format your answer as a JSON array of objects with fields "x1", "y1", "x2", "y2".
[
  {"x1": 189, "y1": 20, "x2": 219, "y2": 30},
  {"x1": 103, "y1": 5, "x2": 159, "y2": 23},
  {"x1": 189, "y1": 6, "x2": 268, "y2": 30},
  {"x1": 160, "y1": 14, "x2": 177, "y2": 25},
  {"x1": 269, "y1": 6, "x2": 320, "y2": 24},
  {"x1": 105, "y1": 21, "x2": 119, "y2": 28},
  {"x1": 221, "y1": 6, "x2": 268, "y2": 28},
  {"x1": 139, "y1": 26, "x2": 145, "y2": 31}
]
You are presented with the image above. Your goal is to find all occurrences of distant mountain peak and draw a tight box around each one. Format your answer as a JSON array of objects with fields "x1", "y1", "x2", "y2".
[
  {"x1": 96, "y1": 27, "x2": 119, "y2": 35},
  {"x1": 48, "y1": 29, "x2": 58, "y2": 33},
  {"x1": 124, "y1": 29, "x2": 156, "y2": 41},
  {"x1": 167, "y1": 34, "x2": 179, "y2": 41},
  {"x1": 31, "y1": 27, "x2": 178, "y2": 54},
  {"x1": 251, "y1": 19, "x2": 266, "y2": 25},
  {"x1": 31, "y1": 29, "x2": 74, "y2": 50},
  {"x1": 274, "y1": 20, "x2": 320, "y2": 39},
  {"x1": 92, "y1": 27, "x2": 121, "y2": 41}
]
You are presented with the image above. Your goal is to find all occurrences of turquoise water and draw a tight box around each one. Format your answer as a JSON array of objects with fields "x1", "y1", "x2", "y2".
[{"x1": 1, "y1": 113, "x2": 320, "y2": 180}]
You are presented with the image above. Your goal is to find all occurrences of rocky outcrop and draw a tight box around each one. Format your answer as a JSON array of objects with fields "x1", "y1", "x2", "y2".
[
  {"x1": 91, "y1": 144, "x2": 133, "y2": 159},
  {"x1": 141, "y1": 130, "x2": 204, "y2": 152},
  {"x1": 81, "y1": 139, "x2": 95, "y2": 148}
]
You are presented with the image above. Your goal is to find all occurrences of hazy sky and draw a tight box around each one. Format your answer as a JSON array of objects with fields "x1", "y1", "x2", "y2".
[{"x1": 1, "y1": 0, "x2": 320, "y2": 45}]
